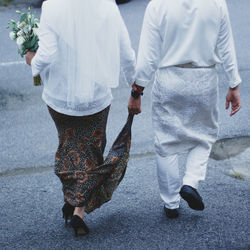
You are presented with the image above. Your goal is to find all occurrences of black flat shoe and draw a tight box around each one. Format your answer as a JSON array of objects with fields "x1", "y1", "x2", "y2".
[
  {"x1": 62, "y1": 202, "x2": 75, "y2": 225},
  {"x1": 164, "y1": 206, "x2": 179, "y2": 219},
  {"x1": 180, "y1": 185, "x2": 205, "y2": 211},
  {"x1": 71, "y1": 215, "x2": 89, "y2": 237}
]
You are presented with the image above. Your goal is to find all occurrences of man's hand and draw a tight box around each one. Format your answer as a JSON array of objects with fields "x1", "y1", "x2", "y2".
[
  {"x1": 128, "y1": 96, "x2": 141, "y2": 115},
  {"x1": 225, "y1": 85, "x2": 241, "y2": 116},
  {"x1": 25, "y1": 51, "x2": 36, "y2": 66}
]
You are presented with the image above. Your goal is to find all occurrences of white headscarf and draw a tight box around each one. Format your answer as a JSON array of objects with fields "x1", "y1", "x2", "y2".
[{"x1": 44, "y1": 0, "x2": 120, "y2": 108}]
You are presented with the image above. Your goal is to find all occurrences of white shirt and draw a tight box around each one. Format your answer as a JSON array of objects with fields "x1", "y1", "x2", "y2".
[
  {"x1": 31, "y1": 2, "x2": 136, "y2": 116},
  {"x1": 136, "y1": 0, "x2": 241, "y2": 88}
]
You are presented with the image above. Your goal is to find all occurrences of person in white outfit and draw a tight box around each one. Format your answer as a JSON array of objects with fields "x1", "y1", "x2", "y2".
[{"x1": 128, "y1": 0, "x2": 241, "y2": 218}]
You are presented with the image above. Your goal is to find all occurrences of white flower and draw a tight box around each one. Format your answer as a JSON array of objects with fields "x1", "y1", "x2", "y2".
[
  {"x1": 16, "y1": 36, "x2": 25, "y2": 49},
  {"x1": 20, "y1": 21, "x2": 26, "y2": 28},
  {"x1": 17, "y1": 21, "x2": 25, "y2": 29},
  {"x1": 33, "y1": 28, "x2": 39, "y2": 36},
  {"x1": 17, "y1": 30, "x2": 24, "y2": 36},
  {"x1": 9, "y1": 31, "x2": 16, "y2": 40},
  {"x1": 23, "y1": 25, "x2": 30, "y2": 34}
]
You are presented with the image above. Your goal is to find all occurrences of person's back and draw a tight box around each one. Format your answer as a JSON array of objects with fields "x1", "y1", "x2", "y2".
[
  {"x1": 156, "y1": 0, "x2": 221, "y2": 67},
  {"x1": 136, "y1": 0, "x2": 241, "y2": 89},
  {"x1": 31, "y1": 0, "x2": 135, "y2": 115}
]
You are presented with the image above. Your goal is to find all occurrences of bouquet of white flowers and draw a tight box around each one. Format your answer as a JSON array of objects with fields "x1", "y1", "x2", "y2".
[{"x1": 7, "y1": 7, "x2": 42, "y2": 86}]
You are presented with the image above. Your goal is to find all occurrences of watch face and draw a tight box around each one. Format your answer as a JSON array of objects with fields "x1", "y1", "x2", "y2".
[{"x1": 131, "y1": 89, "x2": 140, "y2": 99}]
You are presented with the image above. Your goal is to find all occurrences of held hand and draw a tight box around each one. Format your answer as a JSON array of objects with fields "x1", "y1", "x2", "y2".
[
  {"x1": 25, "y1": 51, "x2": 36, "y2": 66},
  {"x1": 128, "y1": 96, "x2": 141, "y2": 115},
  {"x1": 225, "y1": 86, "x2": 241, "y2": 116}
]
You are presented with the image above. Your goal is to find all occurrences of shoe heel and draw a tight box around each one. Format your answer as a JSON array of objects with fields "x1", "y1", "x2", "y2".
[
  {"x1": 62, "y1": 203, "x2": 75, "y2": 225},
  {"x1": 73, "y1": 227, "x2": 78, "y2": 237},
  {"x1": 71, "y1": 215, "x2": 89, "y2": 237}
]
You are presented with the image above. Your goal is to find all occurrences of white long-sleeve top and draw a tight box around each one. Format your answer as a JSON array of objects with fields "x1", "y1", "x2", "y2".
[
  {"x1": 31, "y1": 1, "x2": 136, "y2": 116},
  {"x1": 136, "y1": 0, "x2": 241, "y2": 88}
]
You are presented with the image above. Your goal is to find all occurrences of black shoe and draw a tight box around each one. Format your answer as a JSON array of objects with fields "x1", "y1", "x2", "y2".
[
  {"x1": 71, "y1": 215, "x2": 89, "y2": 237},
  {"x1": 62, "y1": 202, "x2": 75, "y2": 225},
  {"x1": 164, "y1": 206, "x2": 179, "y2": 219},
  {"x1": 180, "y1": 185, "x2": 205, "y2": 211}
]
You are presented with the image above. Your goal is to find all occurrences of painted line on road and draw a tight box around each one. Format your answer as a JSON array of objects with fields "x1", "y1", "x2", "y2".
[{"x1": 0, "y1": 61, "x2": 25, "y2": 66}]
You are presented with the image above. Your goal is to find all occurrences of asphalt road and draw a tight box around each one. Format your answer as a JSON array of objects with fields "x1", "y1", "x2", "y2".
[
  {"x1": 0, "y1": 0, "x2": 249, "y2": 249},
  {"x1": 0, "y1": 156, "x2": 249, "y2": 250}
]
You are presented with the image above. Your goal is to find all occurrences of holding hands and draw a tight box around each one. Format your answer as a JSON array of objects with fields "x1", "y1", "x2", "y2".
[
  {"x1": 128, "y1": 95, "x2": 141, "y2": 115},
  {"x1": 128, "y1": 83, "x2": 144, "y2": 115}
]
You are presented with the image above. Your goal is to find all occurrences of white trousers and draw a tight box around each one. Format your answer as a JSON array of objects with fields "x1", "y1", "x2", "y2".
[{"x1": 157, "y1": 143, "x2": 212, "y2": 209}]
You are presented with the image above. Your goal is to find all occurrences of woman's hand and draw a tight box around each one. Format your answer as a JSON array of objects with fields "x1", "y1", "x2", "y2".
[
  {"x1": 225, "y1": 85, "x2": 241, "y2": 116},
  {"x1": 128, "y1": 96, "x2": 141, "y2": 115},
  {"x1": 25, "y1": 51, "x2": 36, "y2": 66}
]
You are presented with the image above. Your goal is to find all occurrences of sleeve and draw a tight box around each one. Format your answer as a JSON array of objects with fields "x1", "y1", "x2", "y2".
[
  {"x1": 135, "y1": 2, "x2": 162, "y2": 88},
  {"x1": 216, "y1": 0, "x2": 242, "y2": 88},
  {"x1": 31, "y1": 3, "x2": 58, "y2": 77},
  {"x1": 119, "y1": 13, "x2": 136, "y2": 86}
]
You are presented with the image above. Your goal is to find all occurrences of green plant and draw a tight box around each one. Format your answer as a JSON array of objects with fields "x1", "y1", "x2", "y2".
[{"x1": 230, "y1": 172, "x2": 244, "y2": 180}]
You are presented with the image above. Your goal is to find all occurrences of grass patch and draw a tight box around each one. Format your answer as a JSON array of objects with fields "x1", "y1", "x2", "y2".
[
  {"x1": 230, "y1": 172, "x2": 244, "y2": 180},
  {"x1": 0, "y1": 0, "x2": 13, "y2": 7}
]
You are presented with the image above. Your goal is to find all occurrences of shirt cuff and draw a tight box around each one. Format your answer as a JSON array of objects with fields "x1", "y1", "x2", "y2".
[
  {"x1": 228, "y1": 77, "x2": 242, "y2": 88},
  {"x1": 31, "y1": 57, "x2": 40, "y2": 77},
  {"x1": 127, "y1": 76, "x2": 136, "y2": 86},
  {"x1": 135, "y1": 78, "x2": 151, "y2": 88},
  {"x1": 122, "y1": 68, "x2": 136, "y2": 86}
]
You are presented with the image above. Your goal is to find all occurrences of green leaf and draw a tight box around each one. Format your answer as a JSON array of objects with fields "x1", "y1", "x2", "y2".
[
  {"x1": 30, "y1": 14, "x2": 34, "y2": 24},
  {"x1": 12, "y1": 22, "x2": 17, "y2": 30},
  {"x1": 20, "y1": 13, "x2": 27, "y2": 23},
  {"x1": 29, "y1": 36, "x2": 37, "y2": 47},
  {"x1": 29, "y1": 45, "x2": 38, "y2": 52},
  {"x1": 23, "y1": 35, "x2": 38, "y2": 49}
]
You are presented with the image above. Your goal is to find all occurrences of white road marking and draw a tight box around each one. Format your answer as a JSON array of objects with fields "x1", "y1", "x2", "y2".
[{"x1": 0, "y1": 61, "x2": 25, "y2": 66}]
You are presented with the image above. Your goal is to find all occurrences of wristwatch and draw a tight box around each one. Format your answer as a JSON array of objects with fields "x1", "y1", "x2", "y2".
[{"x1": 131, "y1": 89, "x2": 143, "y2": 99}]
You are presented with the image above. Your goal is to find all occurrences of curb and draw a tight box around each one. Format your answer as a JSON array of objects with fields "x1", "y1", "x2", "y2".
[{"x1": 0, "y1": 136, "x2": 250, "y2": 179}]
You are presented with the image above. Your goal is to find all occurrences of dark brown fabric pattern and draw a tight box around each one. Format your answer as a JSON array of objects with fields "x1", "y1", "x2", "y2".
[{"x1": 48, "y1": 106, "x2": 133, "y2": 214}]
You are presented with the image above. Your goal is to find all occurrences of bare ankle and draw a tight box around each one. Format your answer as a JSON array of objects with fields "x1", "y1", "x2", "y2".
[{"x1": 74, "y1": 207, "x2": 85, "y2": 220}]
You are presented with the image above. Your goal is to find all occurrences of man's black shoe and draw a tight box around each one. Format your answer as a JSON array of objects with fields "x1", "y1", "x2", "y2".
[
  {"x1": 164, "y1": 206, "x2": 179, "y2": 219},
  {"x1": 180, "y1": 185, "x2": 205, "y2": 211}
]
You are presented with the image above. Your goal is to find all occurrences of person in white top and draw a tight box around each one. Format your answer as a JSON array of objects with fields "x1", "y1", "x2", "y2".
[
  {"x1": 26, "y1": 0, "x2": 136, "y2": 235},
  {"x1": 128, "y1": 0, "x2": 241, "y2": 218}
]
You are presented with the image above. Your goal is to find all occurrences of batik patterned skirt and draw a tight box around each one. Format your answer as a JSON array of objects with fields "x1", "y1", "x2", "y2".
[
  {"x1": 48, "y1": 106, "x2": 133, "y2": 214},
  {"x1": 152, "y1": 66, "x2": 219, "y2": 157},
  {"x1": 49, "y1": 105, "x2": 111, "y2": 210}
]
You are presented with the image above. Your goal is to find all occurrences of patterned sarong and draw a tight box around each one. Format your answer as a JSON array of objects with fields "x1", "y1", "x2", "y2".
[{"x1": 48, "y1": 106, "x2": 133, "y2": 213}]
